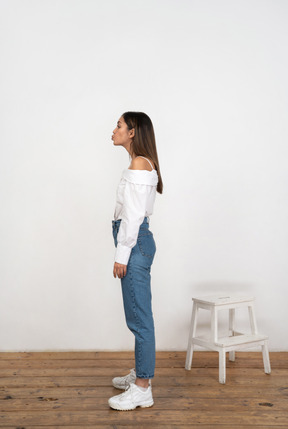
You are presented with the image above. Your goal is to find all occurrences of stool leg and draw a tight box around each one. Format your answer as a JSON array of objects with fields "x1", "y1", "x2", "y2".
[
  {"x1": 185, "y1": 302, "x2": 198, "y2": 370},
  {"x1": 211, "y1": 307, "x2": 218, "y2": 343},
  {"x1": 262, "y1": 340, "x2": 271, "y2": 374},
  {"x1": 219, "y1": 350, "x2": 226, "y2": 384},
  {"x1": 248, "y1": 302, "x2": 258, "y2": 334},
  {"x1": 229, "y1": 308, "x2": 235, "y2": 362}
]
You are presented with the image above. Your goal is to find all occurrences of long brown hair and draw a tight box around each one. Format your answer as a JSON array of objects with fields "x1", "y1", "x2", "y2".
[{"x1": 122, "y1": 111, "x2": 163, "y2": 194}]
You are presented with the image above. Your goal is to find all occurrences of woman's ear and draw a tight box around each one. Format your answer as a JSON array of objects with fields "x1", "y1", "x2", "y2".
[{"x1": 129, "y1": 128, "x2": 135, "y2": 138}]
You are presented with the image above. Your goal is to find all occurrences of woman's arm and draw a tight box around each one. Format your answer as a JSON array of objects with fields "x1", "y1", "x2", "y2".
[{"x1": 114, "y1": 181, "x2": 152, "y2": 265}]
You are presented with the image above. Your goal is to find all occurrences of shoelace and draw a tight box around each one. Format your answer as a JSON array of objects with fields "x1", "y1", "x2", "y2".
[
  {"x1": 125, "y1": 369, "x2": 135, "y2": 385},
  {"x1": 118, "y1": 382, "x2": 134, "y2": 401}
]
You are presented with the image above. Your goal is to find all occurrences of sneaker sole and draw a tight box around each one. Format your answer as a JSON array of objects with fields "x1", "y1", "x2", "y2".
[{"x1": 108, "y1": 400, "x2": 154, "y2": 411}]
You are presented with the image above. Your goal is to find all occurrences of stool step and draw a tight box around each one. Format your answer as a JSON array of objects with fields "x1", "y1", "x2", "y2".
[
  {"x1": 215, "y1": 333, "x2": 268, "y2": 347},
  {"x1": 193, "y1": 333, "x2": 268, "y2": 349}
]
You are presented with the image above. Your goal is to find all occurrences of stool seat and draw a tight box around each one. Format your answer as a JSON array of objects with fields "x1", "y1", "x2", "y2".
[
  {"x1": 193, "y1": 295, "x2": 255, "y2": 306},
  {"x1": 185, "y1": 294, "x2": 271, "y2": 383}
]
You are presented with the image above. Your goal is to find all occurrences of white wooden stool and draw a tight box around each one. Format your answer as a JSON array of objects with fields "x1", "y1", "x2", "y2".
[{"x1": 185, "y1": 295, "x2": 271, "y2": 383}]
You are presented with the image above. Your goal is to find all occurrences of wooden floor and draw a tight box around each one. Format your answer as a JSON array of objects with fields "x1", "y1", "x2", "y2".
[{"x1": 0, "y1": 351, "x2": 287, "y2": 428}]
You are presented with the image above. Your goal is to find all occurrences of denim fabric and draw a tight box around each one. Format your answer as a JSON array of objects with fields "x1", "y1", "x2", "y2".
[{"x1": 112, "y1": 216, "x2": 156, "y2": 379}]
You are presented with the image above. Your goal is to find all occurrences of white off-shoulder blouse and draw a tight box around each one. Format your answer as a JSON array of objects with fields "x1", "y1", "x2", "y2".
[{"x1": 113, "y1": 165, "x2": 158, "y2": 265}]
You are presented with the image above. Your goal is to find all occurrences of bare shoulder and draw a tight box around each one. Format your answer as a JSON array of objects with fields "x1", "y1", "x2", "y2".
[{"x1": 129, "y1": 156, "x2": 155, "y2": 171}]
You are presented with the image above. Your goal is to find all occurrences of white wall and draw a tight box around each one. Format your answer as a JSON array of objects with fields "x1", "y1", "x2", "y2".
[{"x1": 0, "y1": 0, "x2": 287, "y2": 351}]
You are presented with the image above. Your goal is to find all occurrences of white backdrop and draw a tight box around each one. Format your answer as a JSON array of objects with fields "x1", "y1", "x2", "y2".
[{"x1": 0, "y1": 0, "x2": 287, "y2": 351}]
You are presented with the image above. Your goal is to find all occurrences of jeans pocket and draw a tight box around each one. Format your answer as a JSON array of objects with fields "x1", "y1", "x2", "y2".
[{"x1": 137, "y1": 232, "x2": 156, "y2": 261}]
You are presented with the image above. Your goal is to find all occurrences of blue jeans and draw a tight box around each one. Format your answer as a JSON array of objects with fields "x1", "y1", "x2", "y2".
[{"x1": 112, "y1": 216, "x2": 156, "y2": 379}]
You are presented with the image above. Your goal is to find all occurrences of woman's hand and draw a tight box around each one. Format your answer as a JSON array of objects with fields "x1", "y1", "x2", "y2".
[{"x1": 113, "y1": 262, "x2": 127, "y2": 279}]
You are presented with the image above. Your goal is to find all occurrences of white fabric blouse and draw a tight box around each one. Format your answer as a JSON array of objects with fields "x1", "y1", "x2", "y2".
[{"x1": 113, "y1": 159, "x2": 158, "y2": 265}]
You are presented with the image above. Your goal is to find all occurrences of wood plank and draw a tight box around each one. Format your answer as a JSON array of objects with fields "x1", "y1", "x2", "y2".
[
  {"x1": 0, "y1": 410, "x2": 287, "y2": 426},
  {"x1": 0, "y1": 385, "x2": 287, "y2": 399},
  {"x1": 0, "y1": 352, "x2": 285, "y2": 369},
  {"x1": 0, "y1": 396, "x2": 286, "y2": 411},
  {"x1": 0, "y1": 374, "x2": 282, "y2": 388},
  {"x1": 0, "y1": 367, "x2": 283, "y2": 377},
  {"x1": 0, "y1": 357, "x2": 286, "y2": 368},
  {"x1": 0, "y1": 426, "x2": 286, "y2": 429},
  {"x1": 0, "y1": 351, "x2": 286, "y2": 360}
]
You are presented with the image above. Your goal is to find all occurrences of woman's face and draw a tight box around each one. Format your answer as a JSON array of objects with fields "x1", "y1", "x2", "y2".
[{"x1": 112, "y1": 116, "x2": 134, "y2": 148}]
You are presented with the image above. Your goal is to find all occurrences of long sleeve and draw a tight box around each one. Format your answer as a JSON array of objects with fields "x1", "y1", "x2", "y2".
[{"x1": 114, "y1": 180, "x2": 153, "y2": 265}]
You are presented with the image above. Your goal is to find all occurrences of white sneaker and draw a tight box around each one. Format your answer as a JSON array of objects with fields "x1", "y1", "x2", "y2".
[
  {"x1": 108, "y1": 382, "x2": 154, "y2": 411},
  {"x1": 112, "y1": 368, "x2": 137, "y2": 389}
]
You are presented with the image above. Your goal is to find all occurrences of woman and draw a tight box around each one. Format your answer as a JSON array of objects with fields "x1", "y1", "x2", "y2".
[{"x1": 108, "y1": 111, "x2": 163, "y2": 411}]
